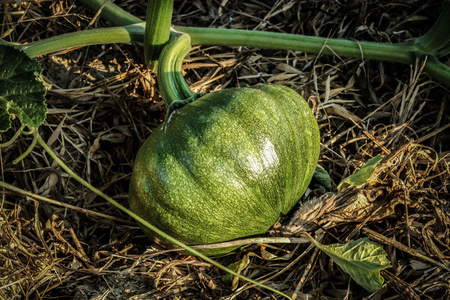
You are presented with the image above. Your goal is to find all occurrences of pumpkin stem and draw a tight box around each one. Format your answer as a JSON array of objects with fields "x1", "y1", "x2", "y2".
[{"x1": 157, "y1": 32, "x2": 196, "y2": 107}]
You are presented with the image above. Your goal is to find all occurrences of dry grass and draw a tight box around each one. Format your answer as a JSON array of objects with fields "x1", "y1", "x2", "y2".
[{"x1": 1, "y1": 0, "x2": 449, "y2": 299}]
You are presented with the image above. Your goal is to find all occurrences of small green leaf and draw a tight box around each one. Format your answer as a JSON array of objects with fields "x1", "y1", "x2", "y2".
[
  {"x1": 0, "y1": 108, "x2": 12, "y2": 131},
  {"x1": 338, "y1": 155, "x2": 383, "y2": 190},
  {"x1": 313, "y1": 164, "x2": 332, "y2": 191},
  {"x1": 222, "y1": 254, "x2": 251, "y2": 284},
  {"x1": 0, "y1": 45, "x2": 47, "y2": 131},
  {"x1": 222, "y1": 260, "x2": 241, "y2": 284},
  {"x1": 315, "y1": 237, "x2": 391, "y2": 292}
]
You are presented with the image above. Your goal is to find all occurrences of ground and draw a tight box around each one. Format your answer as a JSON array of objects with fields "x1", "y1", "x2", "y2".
[{"x1": 0, "y1": 0, "x2": 449, "y2": 299}]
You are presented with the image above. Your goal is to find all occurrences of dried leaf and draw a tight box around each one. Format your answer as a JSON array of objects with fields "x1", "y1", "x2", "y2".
[{"x1": 324, "y1": 103, "x2": 362, "y2": 122}]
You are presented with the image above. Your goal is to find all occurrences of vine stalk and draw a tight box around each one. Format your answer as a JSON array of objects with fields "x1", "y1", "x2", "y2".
[
  {"x1": 75, "y1": 0, "x2": 450, "y2": 87},
  {"x1": 144, "y1": 0, "x2": 174, "y2": 70},
  {"x1": 20, "y1": 23, "x2": 450, "y2": 86}
]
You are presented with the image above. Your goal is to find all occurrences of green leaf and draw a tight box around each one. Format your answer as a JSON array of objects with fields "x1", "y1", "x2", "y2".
[
  {"x1": 314, "y1": 237, "x2": 391, "y2": 293},
  {"x1": 0, "y1": 45, "x2": 47, "y2": 131},
  {"x1": 338, "y1": 155, "x2": 383, "y2": 190},
  {"x1": 222, "y1": 253, "x2": 251, "y2": 284},
  {"x1": 0, "y1": 108, "x2": 12, "y2": 131},
  {"x1": 313, "y1": 164, "x2": 332, "y2": 191}
]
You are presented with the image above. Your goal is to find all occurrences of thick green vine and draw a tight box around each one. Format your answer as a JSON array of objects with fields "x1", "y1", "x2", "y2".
[
  {"x1": 75, "y1": 0, "x2": 450, "y2": 87},
  {"x1": 144, "y1": 0, "x2": 174, "y2": 70}
]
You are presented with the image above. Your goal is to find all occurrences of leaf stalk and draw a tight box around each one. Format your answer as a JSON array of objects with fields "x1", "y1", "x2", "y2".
[{"x1": 413, "y1": 2, "x2": 450, "y2": 55}]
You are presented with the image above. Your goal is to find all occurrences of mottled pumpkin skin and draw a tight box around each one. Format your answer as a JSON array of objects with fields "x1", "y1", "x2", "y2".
[{"x1": 129, "y1": 84, "x2": 320, "y2": 255}]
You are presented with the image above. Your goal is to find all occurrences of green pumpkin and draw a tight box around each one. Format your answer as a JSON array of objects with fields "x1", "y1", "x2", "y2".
[{"x1": 129, "y1": 84, "x2": 320, "y2": 255}]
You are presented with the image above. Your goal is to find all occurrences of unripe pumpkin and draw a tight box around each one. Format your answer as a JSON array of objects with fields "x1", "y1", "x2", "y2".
[{"x1": 129, "y1": 84, "x2": 320, "y2": 255}]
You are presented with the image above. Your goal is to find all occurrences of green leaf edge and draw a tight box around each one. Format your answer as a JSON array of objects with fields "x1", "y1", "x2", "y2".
[
  {"x1": 0, "y1": 44, "x2": 47, "y2": 132},
  {"x1": 337, "y1": 155, "x2": 383, "y2": 190},
  {"x1": 306, "y1": 234, "x2": 391, "y2": 293}
]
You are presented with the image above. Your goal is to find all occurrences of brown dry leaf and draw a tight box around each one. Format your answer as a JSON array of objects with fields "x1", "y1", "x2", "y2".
[
  {"x1": 89, "y1": 137, "x2": 101, "y2": 153},
  {"x1": 267, "y1": 72, "x2": 299, "y2": 83},
  {"x1": 100, "y1": 133, "x2": 126, "y2": 143},
  {"x1": 323, "y1": 103, "x2": 362, "y2": 122},
  {"x1": 320, "y1": 87, "x2": 351, "y2": 100},
  {"x1": 38, "y1": 172, "x2": 59, "y2": 197}
]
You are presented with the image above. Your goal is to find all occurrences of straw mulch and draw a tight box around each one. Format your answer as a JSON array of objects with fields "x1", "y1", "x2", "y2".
[{"x1": 1, "y1": 0, "x2": 449, "y2": 299}]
